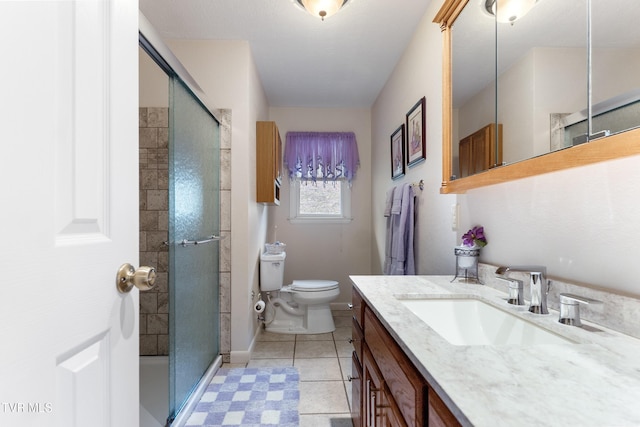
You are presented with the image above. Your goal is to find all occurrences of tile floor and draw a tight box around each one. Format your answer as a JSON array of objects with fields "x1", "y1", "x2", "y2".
[{"x1": 220, "y1": 310, "x2": 354, "y2": 427}]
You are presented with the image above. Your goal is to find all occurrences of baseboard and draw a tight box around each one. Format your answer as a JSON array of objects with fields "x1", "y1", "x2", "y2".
[{"x1": 229, "y1": 325, "x2": 262, "y2": 364}]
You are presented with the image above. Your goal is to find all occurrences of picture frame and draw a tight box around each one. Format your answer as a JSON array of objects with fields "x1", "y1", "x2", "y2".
[
  {"x1": 390, "y1": 124, "x2": 405, "y2": 180},
  {"x1": 406, "y1": 96, "x2": 426, "y2": 167}
]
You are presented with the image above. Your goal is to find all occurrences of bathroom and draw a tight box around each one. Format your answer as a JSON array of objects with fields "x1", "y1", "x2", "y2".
[
  {"x1": 4, "y1": 0, "x2": 639, "y2": 425},
  {"x1": 135, "y1": 0, "x2": 640, "y2": 424}
]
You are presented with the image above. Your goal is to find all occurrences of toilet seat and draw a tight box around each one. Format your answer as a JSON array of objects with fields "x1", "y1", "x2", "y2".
[{"x1": 290, "y1": 280, "x2": 339, "y2": 292}]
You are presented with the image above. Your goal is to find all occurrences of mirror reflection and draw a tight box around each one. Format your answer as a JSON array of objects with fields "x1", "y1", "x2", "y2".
[{"x1": 451, "y1": 0, "x2": 640, "y2": 179}]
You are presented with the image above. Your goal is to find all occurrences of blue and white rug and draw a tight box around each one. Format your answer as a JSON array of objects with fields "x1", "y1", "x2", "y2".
[{"x1": 185, "y1": 367, "x2": 300, "y2": 427}]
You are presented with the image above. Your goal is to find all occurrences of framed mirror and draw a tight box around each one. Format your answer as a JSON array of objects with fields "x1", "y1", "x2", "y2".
[{"x1": 435, "y1": 0, "x2": 640, "y2": 194}]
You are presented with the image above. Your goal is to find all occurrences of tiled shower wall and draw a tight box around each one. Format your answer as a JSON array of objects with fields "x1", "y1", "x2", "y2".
[
  {"x1": 139, "y1": 107, "x2": 170, "y2": 355},
  {"x1": 138, "y1": 107, "x2": 232, "y2": 360}
]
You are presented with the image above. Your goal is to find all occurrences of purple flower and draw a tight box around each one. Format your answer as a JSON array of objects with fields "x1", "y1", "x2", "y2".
[{"x1": 462, "y1": 226, "x2": 487, "y2": 247}]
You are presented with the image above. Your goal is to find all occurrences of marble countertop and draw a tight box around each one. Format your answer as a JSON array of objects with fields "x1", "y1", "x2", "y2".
[{"x1": 350, "y1": 275, "x2": 640, "y2": 427}]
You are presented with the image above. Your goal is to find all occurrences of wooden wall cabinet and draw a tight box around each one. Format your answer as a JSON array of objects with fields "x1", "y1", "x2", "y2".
[
  {"x1": 351, "y1": 287, "x2": 462, "y2": 427},
  {"x1": 458, "y1": 123, "x2": 503, "y2": 178},
  {"x1": 256, "y1": 121, "x2": 283, "y2": 205}
]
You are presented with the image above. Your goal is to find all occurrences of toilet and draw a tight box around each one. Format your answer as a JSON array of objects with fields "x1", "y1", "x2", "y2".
[{"x1": 260, "y1": 251, "x2": 339, "y2": 334}]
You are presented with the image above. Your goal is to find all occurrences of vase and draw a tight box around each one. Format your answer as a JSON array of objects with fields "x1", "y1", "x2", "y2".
[
  {"x1": 452, "y1": 245, "x2": 481, "y2": 283},
  {"x1": 454, "y1": 245, "x2": 480, "y2": 268}
]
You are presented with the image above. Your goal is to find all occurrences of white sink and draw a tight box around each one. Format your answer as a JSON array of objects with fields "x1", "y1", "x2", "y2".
[{"x1": 397, "y1": 297, "x2": 575, "y2": 346}]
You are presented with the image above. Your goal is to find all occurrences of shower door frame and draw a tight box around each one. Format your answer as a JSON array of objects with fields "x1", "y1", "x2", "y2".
[{"x1": 139, "y1": 12, "x2": 223, "y2": 426}]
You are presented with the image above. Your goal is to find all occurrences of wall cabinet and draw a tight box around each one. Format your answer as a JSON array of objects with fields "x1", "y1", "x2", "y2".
[
  {"x1": 256, "y1": 121, "x2": 283, "y2": 205},
  {"x1": 351, "y1": 287, "x2": 462, "y2": 427},
  {"x1": 459, "y1": 123, "x2": 503, "y2": 178}
]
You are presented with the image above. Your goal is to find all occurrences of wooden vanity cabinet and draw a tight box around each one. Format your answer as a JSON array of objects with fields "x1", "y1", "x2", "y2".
[
  {"x1": 458, "y1": 123, "x2": 503, "y2": 178},
  {"x1": 256, "y1": 121, "x2": 282, "y2": 205},
  {"x1": 352, "y1": 289, "x2": 365, "y2": 425},
  {"x1": 351, "y1": 287, "x2": 461, "y2": 427}
]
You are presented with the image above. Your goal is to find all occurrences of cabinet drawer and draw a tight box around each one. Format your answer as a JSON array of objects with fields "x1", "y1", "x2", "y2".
[
  {"x1": 364, "y1": 308, "x2": 426, "y2": 426},
  {"x1": 352, "y1": 287, "x2": 365, "y2": 328},
  {"x1": 352, "y1": 317, "x2": 364, "y2": 363}
]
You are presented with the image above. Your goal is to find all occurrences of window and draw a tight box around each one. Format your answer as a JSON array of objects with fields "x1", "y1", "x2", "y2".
[
  {"x1": 284, "y1": 131, "x2": 359, "y2": 224},
  {"x1": 289, "y1": 180, "x2": 352, "y2": 223}
]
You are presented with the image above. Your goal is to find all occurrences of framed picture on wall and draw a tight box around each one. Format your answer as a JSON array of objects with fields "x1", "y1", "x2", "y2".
[
  {"x1": 406, "y1": 96, "x2": 426, "y2": 167},
  {"x1": 390, "y1": 124, "x2": 405, "y2": 180}
]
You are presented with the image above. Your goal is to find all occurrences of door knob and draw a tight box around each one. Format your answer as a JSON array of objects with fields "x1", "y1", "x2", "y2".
[{"x1": 116, "y1": 263, "x2": 156, "y2": 293}]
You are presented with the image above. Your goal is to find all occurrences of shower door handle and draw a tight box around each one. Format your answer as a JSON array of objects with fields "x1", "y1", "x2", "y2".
[
  {"x1": 179, "y1": 234, "x2": 225, "y2": 247},
  {"x1": 116, "y1": 263, "x2": 157, "y2": 293}
]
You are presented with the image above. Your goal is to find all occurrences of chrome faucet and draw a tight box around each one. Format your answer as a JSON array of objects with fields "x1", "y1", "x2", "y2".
[
  {"x1": 495, "y1": 266, "x2": 551, "y2": 314},
  {"x1": 558, "y1": 293, "x2": 602, "y2": 326},
  {"x1": 495, "y1": 276, "x2": 524, "y2": 305}
]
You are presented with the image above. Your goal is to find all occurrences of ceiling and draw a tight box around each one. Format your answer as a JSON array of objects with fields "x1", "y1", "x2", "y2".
[{"x1": 139, "y1": 0, "x2": 433, "y2": 108}]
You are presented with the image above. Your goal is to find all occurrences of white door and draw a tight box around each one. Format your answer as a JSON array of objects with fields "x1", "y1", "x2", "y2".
[{"x1": 0, "y1": 1, "x2": 140, "y2": 426}]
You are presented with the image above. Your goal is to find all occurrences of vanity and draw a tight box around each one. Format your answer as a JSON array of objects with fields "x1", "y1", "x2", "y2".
[{"x1": 350, "y1": 275, "x2": 640, "y2": 426}]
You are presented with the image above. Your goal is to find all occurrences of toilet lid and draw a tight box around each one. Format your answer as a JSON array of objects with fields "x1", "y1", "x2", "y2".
[{"x1": 290, "y1": 280, "x2": 339, "y2": 292}]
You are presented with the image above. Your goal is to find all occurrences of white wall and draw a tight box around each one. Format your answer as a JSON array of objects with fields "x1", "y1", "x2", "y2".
[
  {"x1": 139, "y1": 46, "x2": 168, "y2": 107},
  {"x1": 373, "y1": 0, "x2": 640, "y2": 297},
  {"x1": 163, "y1": 39, "x2": 270, "y2": 359},
  {"x1": 267, "y1": 108, "x2": 372, "y2": 304},
  {"x1": 371, "y1": 2, "x2": 457, "y2": 276}
]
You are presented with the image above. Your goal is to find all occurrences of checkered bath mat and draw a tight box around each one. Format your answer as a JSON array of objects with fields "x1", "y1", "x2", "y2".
[{"x1": 185, "y1": 367, "x2": 300, "y2": 427}]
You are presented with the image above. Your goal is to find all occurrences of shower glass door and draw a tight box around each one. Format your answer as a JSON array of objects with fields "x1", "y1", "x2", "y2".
[{"x1": 168, "y1": 76, "x2": 220, "y2": 421}]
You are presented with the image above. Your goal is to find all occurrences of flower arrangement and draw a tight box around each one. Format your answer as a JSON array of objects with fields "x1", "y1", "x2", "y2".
[{"x1": 461, "y1": 226, "x2": 487, "y2": 248}]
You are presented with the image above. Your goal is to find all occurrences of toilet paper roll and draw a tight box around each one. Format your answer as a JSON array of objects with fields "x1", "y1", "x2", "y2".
[{"x1": 254, "y1": 300, "x2": 266, "y2": 313}]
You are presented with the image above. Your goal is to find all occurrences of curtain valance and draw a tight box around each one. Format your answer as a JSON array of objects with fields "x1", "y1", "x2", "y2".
[{"x1": 284, "y1": 132, "x2": 360, "y2": 183}]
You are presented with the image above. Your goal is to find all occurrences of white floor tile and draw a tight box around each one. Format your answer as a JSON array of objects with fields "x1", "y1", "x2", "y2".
[
  {"x1": 295, "y1": 340, "x2": 338, "y2": 358},
  {"x1": 299, "y1": 381, "x2": 350, "y2": 414},
  {"x1": 252, "y1": 340, "x2": 295, "y2": 359},
  {"x1": 295, "y1": 358, "x2": 342, "y2": 381}
]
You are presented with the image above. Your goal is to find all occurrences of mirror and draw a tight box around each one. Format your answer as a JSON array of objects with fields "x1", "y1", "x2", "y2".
[{"x1": 435, "y1": 0, "x2": 640, "y2": 193}]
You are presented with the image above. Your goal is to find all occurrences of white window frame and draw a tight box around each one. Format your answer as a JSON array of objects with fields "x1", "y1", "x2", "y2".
[{"x1": 288, "y1": 179, "x2": 353, "y2": 224}]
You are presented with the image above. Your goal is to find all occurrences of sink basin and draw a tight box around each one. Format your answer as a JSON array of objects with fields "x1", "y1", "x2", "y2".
[{"x1": 397, "y1": 297, "x2": 574, "y2": 346}]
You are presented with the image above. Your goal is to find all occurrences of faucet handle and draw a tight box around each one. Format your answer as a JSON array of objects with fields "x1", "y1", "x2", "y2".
[
  {"x1": 558, "y1": 293, "x2": 603, "y2": 327},
  {"x1": 495, "y1": 277, "x2": 525, "y2": 305}
]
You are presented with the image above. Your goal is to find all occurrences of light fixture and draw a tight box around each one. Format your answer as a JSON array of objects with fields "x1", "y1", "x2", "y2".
[
  {"x1": 485, "y1": 0, "x2": 537, "y2": 24},
  {"x1": 296, "y1": 0, "x2": 349, "y2": 21}
]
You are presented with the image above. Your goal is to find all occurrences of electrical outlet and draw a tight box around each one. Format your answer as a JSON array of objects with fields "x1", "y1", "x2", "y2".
[{"x1": 451, "y1": 204, "x2": 459, "y2": 231}]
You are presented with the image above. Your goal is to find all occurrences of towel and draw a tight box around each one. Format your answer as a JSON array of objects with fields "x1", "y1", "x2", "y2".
[
  {"x1": 384, "y1": 186, "x2": 395, "y2": 217},
  {"x1": 384, "y1": 183, "x2": 416, "y2": 275},
  {"x1": 391, "y1": 184, "x2": 403, "y2": 215}
]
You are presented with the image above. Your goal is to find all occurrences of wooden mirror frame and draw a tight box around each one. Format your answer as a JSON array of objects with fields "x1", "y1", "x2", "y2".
[{"x1": 434, "y1": 0, "x2": 640, "y2": 194}]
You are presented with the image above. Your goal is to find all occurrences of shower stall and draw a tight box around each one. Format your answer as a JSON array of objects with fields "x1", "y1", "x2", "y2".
[{"x1": 139, "y1": 16, "x2": 224, "y2": 427}]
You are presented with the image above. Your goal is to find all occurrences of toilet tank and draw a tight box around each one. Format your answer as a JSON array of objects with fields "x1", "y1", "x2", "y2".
[{"x1": 260, "y1": 252, "x2": 286, "y2": 291}]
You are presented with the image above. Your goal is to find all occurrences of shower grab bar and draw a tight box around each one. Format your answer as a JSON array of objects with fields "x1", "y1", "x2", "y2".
[{"x1": 162, "y1": 235, "x2": 226, "y2": 247}]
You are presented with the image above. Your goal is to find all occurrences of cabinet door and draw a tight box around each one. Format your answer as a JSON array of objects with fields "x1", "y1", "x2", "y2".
[
  {"x1": 458, "y1": 123, "x2": 503, "y2": 177},
  {"x1": 256, "y1": 121, "x2": 282, "y2": 205},
  {"x1": 363, "y1": 346, "x2": 407, "y2": 427},
  {"x1": 459, "y1": 136, "x2": 472, "y2": 178},
  {"x1": 471, "y1": 131, "x2": 487, "y2": 175},
  {"x1": 428, "y1": 390, "x2": 461, "y2": 427},
  {"x1": 352, "y1": 353, "x2": 363, "y2": 427}
]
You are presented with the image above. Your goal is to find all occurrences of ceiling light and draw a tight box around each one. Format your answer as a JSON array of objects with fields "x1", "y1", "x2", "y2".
[
  {"x1": 296, "y1": 0, "x2": 349, "y2": 21},
  {"x1": 485, "y1": 0, "x2": 538, "y2": 24}
]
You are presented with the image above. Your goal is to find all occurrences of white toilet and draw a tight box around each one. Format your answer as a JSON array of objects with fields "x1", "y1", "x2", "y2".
[{"x1": 260, "y1": 251, "x2": 339, "y2": 334}]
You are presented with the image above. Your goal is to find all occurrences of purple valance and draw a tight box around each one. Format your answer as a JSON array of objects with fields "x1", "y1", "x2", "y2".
[{"x1": 284, "y1": 132, "x2": 360, "y2": 183}]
